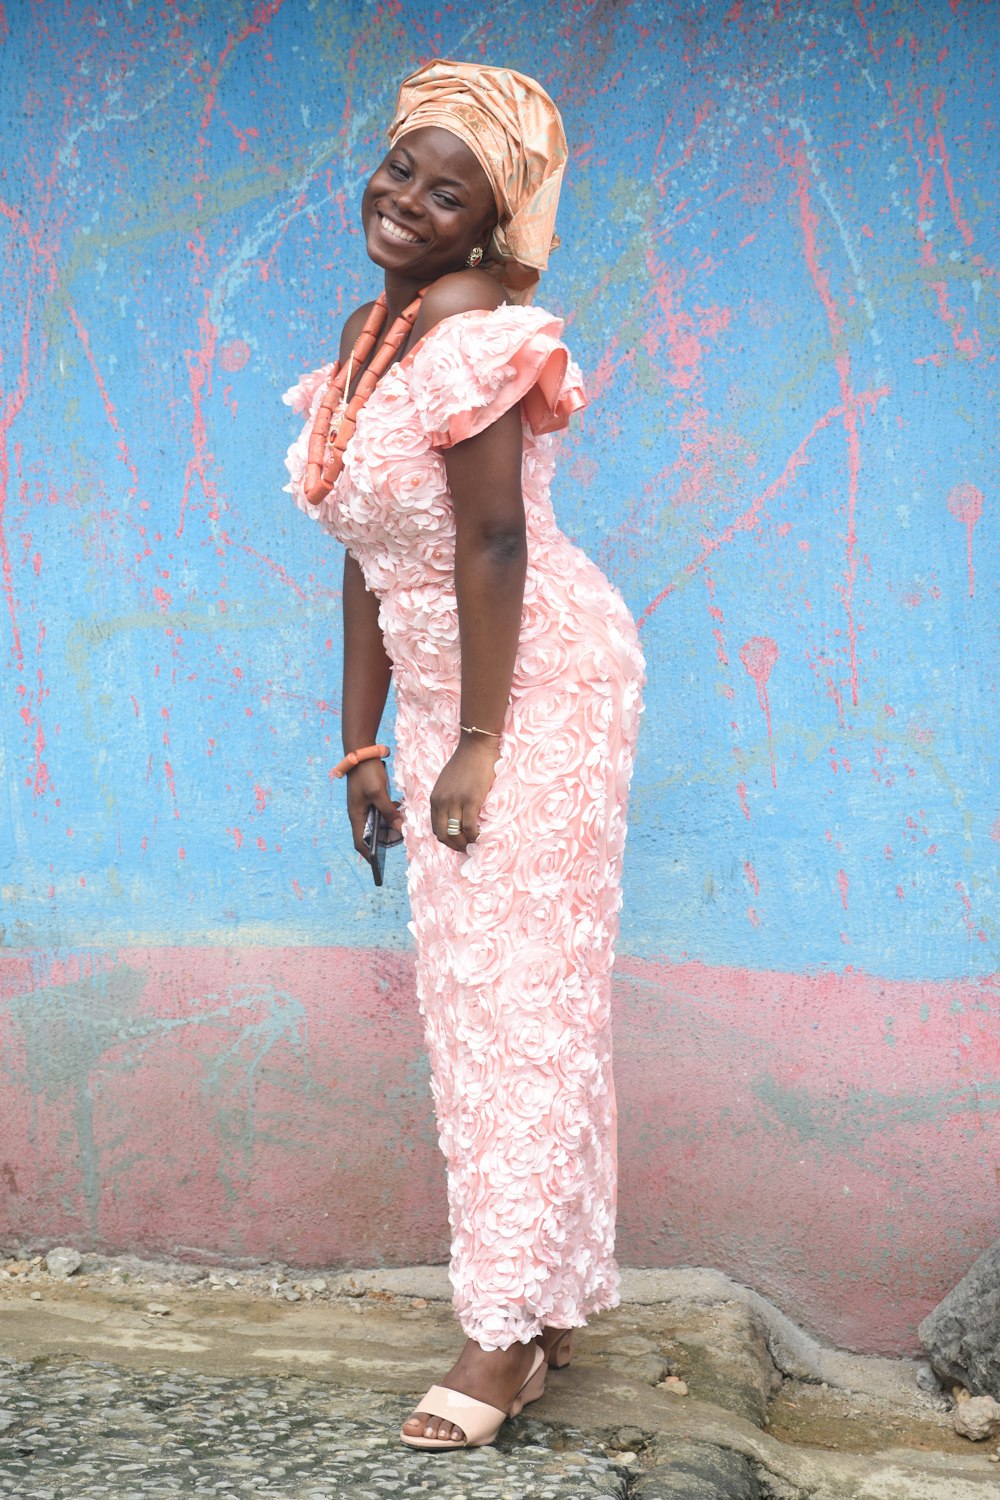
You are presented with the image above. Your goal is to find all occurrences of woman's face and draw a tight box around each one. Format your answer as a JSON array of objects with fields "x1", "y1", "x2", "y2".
[{"x1": 361, "y1": 125, "x2": 498, "y2": 281}]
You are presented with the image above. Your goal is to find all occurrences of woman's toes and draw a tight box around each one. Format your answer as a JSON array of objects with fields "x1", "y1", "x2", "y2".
[
  {"x1": 428, "y1": 1418, "x2": 463, "y2": 1441},
  {"x1": 406, "y1": 1412, "x2": 465, "y2": 1442}
]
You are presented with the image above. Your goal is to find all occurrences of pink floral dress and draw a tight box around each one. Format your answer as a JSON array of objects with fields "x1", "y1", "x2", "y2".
[{"x1": 284, "y1": 304, "x2": 645, "y2": 1351}]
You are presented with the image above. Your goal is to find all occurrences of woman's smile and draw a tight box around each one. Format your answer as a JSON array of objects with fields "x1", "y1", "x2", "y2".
[{"x1": 377, "y1": 211, "x2": 426, "y2": 245}]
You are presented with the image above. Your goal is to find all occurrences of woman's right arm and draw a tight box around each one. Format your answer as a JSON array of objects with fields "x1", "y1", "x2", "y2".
[
  {"x1": 336, "y1": 308, "x2": 402, "y2": 854},
  {"x1": 331, "y1": 302, "x2": 401, "y2": 854},
  {"x1": 341, "y1": 549, "x2": 400, "y2": 854}
]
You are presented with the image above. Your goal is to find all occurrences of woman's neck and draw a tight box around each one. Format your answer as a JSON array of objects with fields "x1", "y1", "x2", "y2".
[{"x1": 383, "y1": 269, "x2": 427, "y2": 321}]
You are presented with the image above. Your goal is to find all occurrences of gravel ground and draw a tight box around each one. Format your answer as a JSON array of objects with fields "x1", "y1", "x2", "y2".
[{"x1": 0, "y1": 1357, "x2": 635, "y2": 1500}]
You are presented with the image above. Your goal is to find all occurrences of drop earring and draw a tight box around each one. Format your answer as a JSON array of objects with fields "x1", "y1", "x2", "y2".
[{"x1": 465, "y1": 246, "x2": 483, "y2": 268}]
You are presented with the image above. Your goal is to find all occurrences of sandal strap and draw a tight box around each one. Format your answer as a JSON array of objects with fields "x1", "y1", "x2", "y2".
[{"x1": 409, "y1": 1384, "x2": 507, "y2": 1444}]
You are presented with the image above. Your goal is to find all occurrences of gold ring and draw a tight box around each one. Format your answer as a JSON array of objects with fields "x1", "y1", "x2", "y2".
[{"x1": 446, "y1": 818, "x2": 461, "y2": 835}]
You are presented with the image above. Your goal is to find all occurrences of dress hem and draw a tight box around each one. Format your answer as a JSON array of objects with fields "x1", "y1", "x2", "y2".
[{"x1": 455, "y1": 1278, "x2": 623, "y2": 1352}]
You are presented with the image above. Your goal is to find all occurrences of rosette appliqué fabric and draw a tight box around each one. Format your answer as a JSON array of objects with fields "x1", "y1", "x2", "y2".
[{"x1": 284, "y1": 304, "x2": 644, "y2": 1350}]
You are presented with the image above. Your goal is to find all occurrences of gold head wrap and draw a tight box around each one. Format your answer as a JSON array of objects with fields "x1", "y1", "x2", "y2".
[{"x1": 388, "y1": 59, "x2": 568, "y2": 305}]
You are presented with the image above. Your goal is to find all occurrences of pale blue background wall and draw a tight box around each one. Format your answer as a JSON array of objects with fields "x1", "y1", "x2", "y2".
[{"x1": 2, "y1": 0, "x2": 996, "y2": 970}]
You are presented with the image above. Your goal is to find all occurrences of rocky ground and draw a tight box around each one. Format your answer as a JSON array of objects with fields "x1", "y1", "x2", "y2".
[{"x1": 1, "y1": 1253, "x2": 998, "y2": 1499}]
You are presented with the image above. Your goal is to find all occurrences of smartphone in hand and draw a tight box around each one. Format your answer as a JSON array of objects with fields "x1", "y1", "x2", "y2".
[{"x1": 362, "y1": 805, "x2": 403, "y2": 886}]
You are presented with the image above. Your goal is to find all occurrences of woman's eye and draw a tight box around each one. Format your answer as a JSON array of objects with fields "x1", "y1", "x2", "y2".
[
  {"x1": 389, "y1": 161, "x2": 407, "y2": 177},
  {"x1": 435, "y1": 194, "x2": 459, "y2": 208}
]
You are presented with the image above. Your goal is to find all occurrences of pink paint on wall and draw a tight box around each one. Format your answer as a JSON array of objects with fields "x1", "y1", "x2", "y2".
[
  {"x1": 219, "y1": 339, "x2": 251, "y2": 373},
  {"x1": 946, "y1": 482, "x2": 984, "y2": 598},
  {"x1": 739, "y1": 634, "x2": 779, "y2": 786},
  {"x1": 2, "y1": 946, "x2": 997, "y2": 1356}
]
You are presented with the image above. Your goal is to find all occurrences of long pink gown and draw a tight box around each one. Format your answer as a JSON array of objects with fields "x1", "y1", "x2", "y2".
[{"x1": 284, "y1": 303, "x2": 644, "y2": 1351}]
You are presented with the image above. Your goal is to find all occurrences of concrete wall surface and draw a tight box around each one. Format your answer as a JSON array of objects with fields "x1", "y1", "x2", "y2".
[{"x1": 0, "y1": 1, "x2": 997, "y2": 1355}]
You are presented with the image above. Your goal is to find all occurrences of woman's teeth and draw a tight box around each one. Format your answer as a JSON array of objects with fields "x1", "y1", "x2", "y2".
[{"x1": 380, "y1": 214, "x2": 421, "y2": 244}]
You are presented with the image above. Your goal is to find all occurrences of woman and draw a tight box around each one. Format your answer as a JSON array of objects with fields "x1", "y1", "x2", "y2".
[{"x1": 284, "y1": 59, "x2": 644, "y2": 1451}]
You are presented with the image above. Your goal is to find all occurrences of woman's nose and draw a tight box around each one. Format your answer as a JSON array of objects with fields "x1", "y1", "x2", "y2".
[{"x1": 392, "y1": 180, "x2": 423, "y2": 219}]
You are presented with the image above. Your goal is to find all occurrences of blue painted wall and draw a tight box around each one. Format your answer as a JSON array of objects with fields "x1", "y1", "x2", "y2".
[{"x1": 2, "y1": 0, "x2": 997, "y2": 979}]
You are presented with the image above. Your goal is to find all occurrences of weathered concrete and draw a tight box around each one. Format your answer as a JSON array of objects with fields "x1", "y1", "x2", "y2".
[
  {"x1": 634, "y1": 1440, "x2": 762, "y2": 1499},
  {"x1": 334, "y1": 1265, "x2": 938, "y2": 1409},
  {"x1": 2, "y1": 1260, "x2": 998, "y2": 1498}
]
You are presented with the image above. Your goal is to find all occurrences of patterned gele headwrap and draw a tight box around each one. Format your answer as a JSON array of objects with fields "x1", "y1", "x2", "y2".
[{"x1": 388, "y1": 58, "x2": 568, "y2": 304}]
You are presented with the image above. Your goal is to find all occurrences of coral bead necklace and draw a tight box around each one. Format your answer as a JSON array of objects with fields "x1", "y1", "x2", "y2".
[{"x1": 305, "y1": 288, "x2": 427, "y2": 507}]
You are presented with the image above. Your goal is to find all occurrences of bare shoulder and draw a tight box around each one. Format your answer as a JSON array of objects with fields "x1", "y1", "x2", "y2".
[
  {"x1": 339, "y1": 301, "x2": 377, "y2": 362},
  {"x1": 413, "y1": 270, "x2": 507, "y2": 340}
]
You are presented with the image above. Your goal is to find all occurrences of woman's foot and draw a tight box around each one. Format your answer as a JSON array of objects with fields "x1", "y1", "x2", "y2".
[{"x1": 402, "y1": 1338, "x2": 540, "y2": 1444}]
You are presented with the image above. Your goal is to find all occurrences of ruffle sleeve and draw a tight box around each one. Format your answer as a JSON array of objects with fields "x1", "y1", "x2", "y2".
[{"x1": 404, "y1": 304, "x2": 587, "y2": 450}]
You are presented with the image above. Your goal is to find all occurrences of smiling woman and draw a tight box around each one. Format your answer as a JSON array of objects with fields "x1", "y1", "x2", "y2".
[
  {"x1": 364, "y1": 131, "x2": 499, "y2": 270},
  {"x1": 283, "y1": 59, "x2": 644, "y2": 1454}
]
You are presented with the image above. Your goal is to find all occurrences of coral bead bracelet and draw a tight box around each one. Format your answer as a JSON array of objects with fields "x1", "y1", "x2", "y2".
[{"x1": 332, "y1": 744, "x2": 390, "y2": 779}]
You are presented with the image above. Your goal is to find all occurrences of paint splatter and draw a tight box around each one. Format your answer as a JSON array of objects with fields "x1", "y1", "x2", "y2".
[
  {"x1": 739, "y1": 636, "x2": 779, "y2": 788},
  {"x1": 0, "y1": 0, "x2": 996, "y2": 998},
  {"x1": 946, "y1": 483, "x2": 984, "y2": 598},
  {"x1": 219, "y1": 339, "x2": 251, "y2": 373}
]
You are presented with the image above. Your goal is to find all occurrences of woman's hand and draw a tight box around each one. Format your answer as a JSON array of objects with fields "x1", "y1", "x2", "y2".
[
  {"x1": 430, "y1": 736, "x2": 501, "y2": 851},
  {"x1": 345, "y1": 758, "x2": 403, "y2": 861}
]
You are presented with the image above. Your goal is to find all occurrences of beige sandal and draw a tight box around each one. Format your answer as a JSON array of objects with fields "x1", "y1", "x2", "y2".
[{"x1": 400, "y1": 1345, "x2": 547, "y2": 1450}]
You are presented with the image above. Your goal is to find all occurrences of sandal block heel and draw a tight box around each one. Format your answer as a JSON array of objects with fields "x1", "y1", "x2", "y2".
[
  {"x1": 547, "y1": 1330, "x2": 574, "y2": 1369},
  {"x1": 509, "y1": 1351, "x2": 548, "y2": 1415}
]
